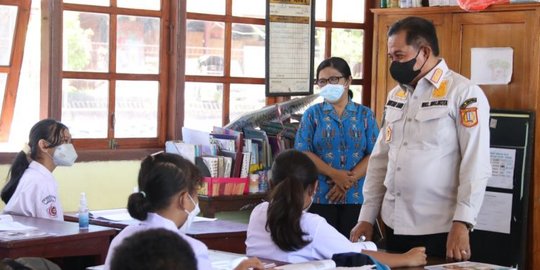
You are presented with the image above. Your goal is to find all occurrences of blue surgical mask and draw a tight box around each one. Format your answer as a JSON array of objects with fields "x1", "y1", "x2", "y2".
[{"x1": 319, "y1": 84, "x2": 345, "y2": 103}]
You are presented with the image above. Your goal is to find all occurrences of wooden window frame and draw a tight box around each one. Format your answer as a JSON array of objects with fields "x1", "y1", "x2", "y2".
[
  {"x1": 183, "y1": 0, "x2": 374, "y2": 130},
  {"x1": 0, "y1": 0, "x2": 31, "y2": 141},
  {"x1": 37, "y1": 0, "x2": 181, "y2": 161},
  {"x1": 316, "y1": 0, "x2": 374, "y2": 105}
]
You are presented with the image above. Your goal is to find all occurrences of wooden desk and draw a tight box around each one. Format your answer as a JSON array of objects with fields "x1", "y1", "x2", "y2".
[
  {"x1": 65, "y1": 211, "x2": 249, "y2": 253},
  {"x1": 199, "y1": 193, "x2": 267, "y2": 218},
  {"x1": 0, "y1": 215, "x2": 116, "y2": 266}
]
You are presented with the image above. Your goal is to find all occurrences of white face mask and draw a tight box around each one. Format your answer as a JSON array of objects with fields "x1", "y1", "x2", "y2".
[
  {"x1": 319, "y1": 84, "x2": 345, "y2": 103},
  {"x1": 303, "y1": 196, "x2": 314, "y2": 212},
  {"x1": 179, "y1": 194, "x2": 200, "y2": 233},
  {"x1": 52, "y1": 143, "x2": 78, "y2": 166}
]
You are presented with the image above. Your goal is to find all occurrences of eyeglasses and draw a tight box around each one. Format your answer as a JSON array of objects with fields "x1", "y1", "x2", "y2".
[{"x1": 314, "y1": 76, "x2": 344, "y2": 87}]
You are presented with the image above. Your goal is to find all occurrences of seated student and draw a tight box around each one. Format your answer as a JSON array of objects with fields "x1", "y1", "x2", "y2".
[
  {"x1": 104, "y1": 152, "x2": 264, "y2": 270},
  {"x1": 110, "y1": 228, "x2": 197, "y2": 270},
  {"x1": 1, "y1": 119, "x2": 77, "y2": 221},
  {"x1": 246, "y1": 149, "x2": 427, "y2": 268}
]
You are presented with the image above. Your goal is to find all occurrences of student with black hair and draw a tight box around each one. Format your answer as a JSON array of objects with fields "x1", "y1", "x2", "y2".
[
  {"x1": 246, "y1": 149, "x2": 426, "y2": 268},
  {"x1": 104, "y1": 152, "x2": 264, "y2": 270},
  {"x1": 110, "y1": 228, "x2": 197, "y2": 270},
  {"x1": 2, "y1": 119, "x2": 77, "y2": 220}
]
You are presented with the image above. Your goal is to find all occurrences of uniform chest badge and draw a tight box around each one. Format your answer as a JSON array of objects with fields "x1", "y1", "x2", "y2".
[
  {"x1": 432, "y1": 80, "x2": 448, "y2": 99},
  {"x1": 395, "y1": 89, "x2": 407, "y2": 100},
  {"x1": 460, "y1": 107, "x2": 478, "y2": 127},
  {"x1": 385, "y1": 125, "x2": 392, "y2": 143}
]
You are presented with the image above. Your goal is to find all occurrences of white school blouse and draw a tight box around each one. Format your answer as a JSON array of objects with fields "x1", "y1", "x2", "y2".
[
  {"x1": 3, "y1": 161, "x2": 64, "y2": 221},
  {"x1": 246, "y1": 202, "x2": 377, "y2": 263},
  {"x1": 103, "y1": 213, "x2": 211, "y2": 270}
]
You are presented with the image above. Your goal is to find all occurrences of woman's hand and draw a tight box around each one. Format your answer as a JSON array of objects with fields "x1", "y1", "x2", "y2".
[
  {"x1": 329, "y1": 169, "x2": 355, "y2": 191},
  {"x1": 326, "y1": 185, "x2": 346, "y2": 203},
  {"x1": 402, "y1": 247, "x2": 427, "y2": 267},
  {"x1": 234, "y1": 257, "x2": 265, "y2": 270}
]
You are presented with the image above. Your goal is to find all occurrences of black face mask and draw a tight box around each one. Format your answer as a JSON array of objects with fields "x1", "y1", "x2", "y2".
[{"x1": 389, "y1": 49, "x2": 426, "y2": 85}]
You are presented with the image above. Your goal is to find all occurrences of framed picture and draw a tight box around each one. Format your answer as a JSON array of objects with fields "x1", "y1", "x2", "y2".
[{"x1": 265, "y1": 0, "x2": 315, "y2": 97}]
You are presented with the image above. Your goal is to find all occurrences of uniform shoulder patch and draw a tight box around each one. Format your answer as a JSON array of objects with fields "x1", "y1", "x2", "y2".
[
  {"x1": 460, "y1": 98, "x2": 478, "y2": 109},
  {"x1": 460, "y1": 107, "x2": 478, "y2": 127}
]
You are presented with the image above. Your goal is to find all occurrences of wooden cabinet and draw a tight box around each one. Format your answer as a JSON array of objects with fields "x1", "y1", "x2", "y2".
[{"x1": 370, "y1": 4, "x2": 540, "y2": 269}]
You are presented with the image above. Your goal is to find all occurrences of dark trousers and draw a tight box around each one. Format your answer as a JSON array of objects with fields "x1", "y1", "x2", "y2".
[
  {"x1": 385, "y1": 223, "x2": 447, "y2": 258},
  {"x1": 308, "y1": 203, "x2": 362, "y2": 238}
]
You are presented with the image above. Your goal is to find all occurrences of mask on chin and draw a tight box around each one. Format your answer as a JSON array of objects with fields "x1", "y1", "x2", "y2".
[
  {"x1": 319, "y1": 84, "x2": 345, "y2": 103},
  {"x1": 389, "y1": 49, "x2": 427, "y2": 85},
  {"x1": 179, "y1": 194, "x2": 200, "y2": 233}
]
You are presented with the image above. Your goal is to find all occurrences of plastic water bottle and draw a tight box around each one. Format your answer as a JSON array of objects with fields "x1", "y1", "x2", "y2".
[{"x1": 79, "y1": 192, "x2": 89, "y2": 230}]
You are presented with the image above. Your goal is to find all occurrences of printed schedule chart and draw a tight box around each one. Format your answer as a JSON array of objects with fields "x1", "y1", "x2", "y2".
[{"x1": 267, "y1": 0, "x2": 314, "y2": 96}]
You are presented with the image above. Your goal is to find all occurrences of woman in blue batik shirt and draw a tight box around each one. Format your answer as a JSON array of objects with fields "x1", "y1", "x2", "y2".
[{"x1": 295, "y1": 57, "x2": 379, "y2": 237}]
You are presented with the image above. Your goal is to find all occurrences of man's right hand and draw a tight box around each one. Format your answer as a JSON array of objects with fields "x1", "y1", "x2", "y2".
[{"x1": 350, "y1": 221, "x2": 373, "y2": 242}]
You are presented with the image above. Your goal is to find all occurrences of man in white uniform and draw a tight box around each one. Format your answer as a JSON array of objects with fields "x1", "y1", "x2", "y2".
[{"x1": 350, "y1": 16, "x2": 492, "y2": 261}]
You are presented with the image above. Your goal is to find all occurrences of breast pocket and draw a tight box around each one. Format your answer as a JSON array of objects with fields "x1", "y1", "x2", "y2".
[{"x1": 412, "y1": 108, "x2": 453, "y2": 149}]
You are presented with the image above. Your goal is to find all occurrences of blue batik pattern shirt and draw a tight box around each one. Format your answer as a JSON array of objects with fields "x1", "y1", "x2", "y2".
[{"x1": 295, "y1": 100, "x2": 379, "y2": 204}]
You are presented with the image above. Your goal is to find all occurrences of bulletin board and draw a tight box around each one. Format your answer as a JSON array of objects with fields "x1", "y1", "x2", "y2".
[
  {"x1": 265, "y1": 0, "x2": 315, "y2": 97},
  {"x1": 469, "y1": 110, "x2": 534, "y2": 269}
]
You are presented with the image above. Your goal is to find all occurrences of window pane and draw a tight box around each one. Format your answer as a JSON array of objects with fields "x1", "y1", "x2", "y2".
[
  {"x1": 62, "y1": 79, "x2": 109, "y2": 139},
  {"x1": 186, "y1": 20, "x2": 225, "y2": 76},
  {"x1": 0, "y1": 73, "x2": 6, "y2": 112},
  {"x1": 117, "y1": 0, "x2": 160, "y2": 10},
  {"x1": 231, "y1": 24, "x2": 265, "y2": 78},
  {"x1": 184, "y1": 82, "x2": 223, "y2": 132},
  {"x1": 117, "y1": 16, "x2": 160, "y2": 74},
  {"x1": 232, "y1": 0, "x2": 265, "y2": 18},
  {"x1": 315, "y1": 0, "x2": 326, "y2": 21},
  {"x1": 115, "y1": 81, "x2": 158, "y2": 138},
  {"x1": 187, "y1": 0, "x2": 225, "y2": 15},
  {"x1": 230, "y1": 84, "x2": 265, "y2": 123},
  {"x1": 0, "y1": 5, "x2": 17, "y2": 66},
  {"x1": 2, "y1": 1, "x2": 40, "y2": 152},
  {"x1": 332, "y1": 0, "x2": 365, "y2": 23},
  {"x1": 350, "y1": 85, "x2": 363, "y2": 104},
  {"x1": 63, "y1": 11, "x2": 109, "y2": 72},
  {"x1": 314, "y1": 28, "x2": 326, "y2": 75},
  {"x1": 63, "y1": 0, "x2": 110, "y2": 6},
  {"x1": 331, "y1": 28, "x2": 364, "y2": 79}
]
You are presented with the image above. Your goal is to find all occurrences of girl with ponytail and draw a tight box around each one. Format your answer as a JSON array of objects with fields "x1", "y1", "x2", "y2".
[
  {"x1": 246, "y1": 149, "x2": 427, "y2": 268},
  {"x1": 104, "y1": 152, "x2": 264, "y2": 270},
  {"x1": 2, "y1": 119, "x2": 77, "y2": 220}
]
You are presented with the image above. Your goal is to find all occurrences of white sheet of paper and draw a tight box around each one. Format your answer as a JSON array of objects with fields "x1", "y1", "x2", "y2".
[
  {"x1": 182, "y1": 127, "x2": 211, "y2": 145},
  {"x1": 94, "y1": 208, "x2": 133, "y2": 221},
  {"x1": 471, "y1": 47, "x2": 513, "y2": 85},
  {"x1": 488, "y1": 147, "x2": 516, "y2": 189},
  {"x1": 0, "y1": 221, "x2": 37, "y2": 231},
  {"x1": 475, "y1": 191, "x2": 512, "y2": 234}
]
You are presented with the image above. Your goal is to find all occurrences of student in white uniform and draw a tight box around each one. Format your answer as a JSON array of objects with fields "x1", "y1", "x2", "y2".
[
  {"x1": 104, "y1": 152, "x2": 264, "y2": 270},
  {"x1": 2, "y1": 119, "x2": 77, "y2": 221},
  {"x1": 246, "y1": 149, "x2": 426, "y2": 268}
]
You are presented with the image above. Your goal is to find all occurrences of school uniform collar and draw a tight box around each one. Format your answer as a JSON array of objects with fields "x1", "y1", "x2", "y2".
[
  {"x1": 28, "y1": 161, "x2": 54, "y2": 180},
  {"x1": 144, "y1": 212, "x2": 179, "y2": 231},
  {"x1": 421, "y1": 59, "x2": 449, "y2": 90}
]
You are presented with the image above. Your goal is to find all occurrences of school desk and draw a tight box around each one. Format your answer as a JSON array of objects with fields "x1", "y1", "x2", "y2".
[
  {"x1": 198, "y1": 192, "x2": 267, "y2": 218},
  {"x1": 64, "y1": 210, "x2": 249, "y2": 253},
  {"x1": 0, "y1": 215, "x2": 116, "y2": 266}
]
